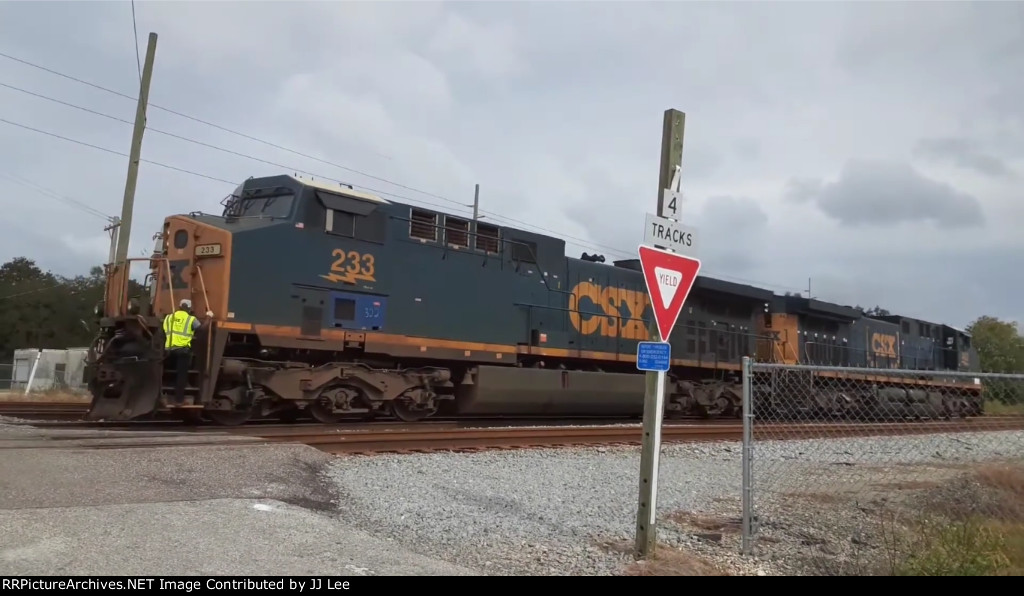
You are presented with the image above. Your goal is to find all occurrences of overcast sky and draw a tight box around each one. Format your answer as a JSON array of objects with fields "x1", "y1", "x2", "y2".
[{"x1": 0, "y1": 1, "x2": 1021, "y2": 329}]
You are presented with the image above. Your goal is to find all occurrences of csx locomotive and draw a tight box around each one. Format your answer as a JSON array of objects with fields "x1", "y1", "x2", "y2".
[{"x1": 85, "y1": 174, "x2": 983, "y2": 425}]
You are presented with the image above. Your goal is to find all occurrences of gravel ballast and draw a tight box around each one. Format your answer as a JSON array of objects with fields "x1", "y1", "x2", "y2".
[{"x1": 324, "y1": 429, "x2": 1024, "y2": 575}]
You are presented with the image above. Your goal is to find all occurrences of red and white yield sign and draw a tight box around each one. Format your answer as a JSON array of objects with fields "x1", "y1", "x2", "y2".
[{"x1": 637, "y1": 244, "x2": 701, "y2": 343}]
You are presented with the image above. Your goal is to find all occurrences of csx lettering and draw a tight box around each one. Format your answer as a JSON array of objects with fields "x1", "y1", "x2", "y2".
[
  {"x1": 649, "y1": 222, "x2": 692, "y2": 247},
  {"x1": 320, "y1": 248, "x2": 376, "y2": 284},
  {"x1": 569, "y1": 281, "x2": 648, "y2": 340},
  {"x1": 871, "y1": 332, "x2": 897, "y2": 358}
]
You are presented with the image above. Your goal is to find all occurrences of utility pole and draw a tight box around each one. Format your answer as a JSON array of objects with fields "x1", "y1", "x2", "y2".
[
  {"x1": 104, "y1": 217, "x2": 121, "y2": 267},
  {"x1": 472, "y1": 183, "x2": 480, "y2": 221},
  {"x1": 113, "y1": 31, "x2": 158, "y2": 266},
  {"x1": 634, "y1": 109, "x2": 686, "y2": 560}
]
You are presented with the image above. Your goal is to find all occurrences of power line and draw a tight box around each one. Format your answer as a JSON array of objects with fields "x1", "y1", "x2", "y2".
[
  {"x1": 0, "y1": 50, "x2": 805, "y2": 293},
  {"x1": 0, "y1": 77, "x2": 632, "y2": 255},
  {"x1": 0, "y1": 79, "x2": 479, "y2": 218},
  {"x1": 0, "y1": 116, "x2": 237, "y2": 185},
  {"x1": 0, "y1": 171, "x2": 111, "y2": 221},
  {"x1": 129, "y1": 1, "x2": 141, "y2": 82},
  {"x1": 0, "y1": 51, "x2": 630, "y2": 250},
  {"x1": 0, "y1": 282, "x2": 68, "y2": 301}
]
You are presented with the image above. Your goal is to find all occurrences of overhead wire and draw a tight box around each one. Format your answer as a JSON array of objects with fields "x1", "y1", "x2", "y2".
[
  {"x1": 0, "y1": 170, "x2": 112, "y2": 221},
  {"x1": 0, "y1": 51, "x2": 643, "y2": 252},
  {"x1": 0, "y1": 49, "x2": 804, "y2": 293},
  {"x1": 129, "y1": 1, "x2": 141, "y2": 82},
  {"x1": 0, "y1": 117, "x2": 237, "y2": 185},
  {"x1": 0, "y1": 79, "x2": 509, "y2": 226},
  {"x1": 0, "y1": 282, "x2": 69, "y2": 301}
]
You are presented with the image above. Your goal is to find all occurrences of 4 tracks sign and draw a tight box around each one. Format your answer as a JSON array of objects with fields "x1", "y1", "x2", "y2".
[{"x1": 633, "y1": 109, "x2": 702, "y2": 561}]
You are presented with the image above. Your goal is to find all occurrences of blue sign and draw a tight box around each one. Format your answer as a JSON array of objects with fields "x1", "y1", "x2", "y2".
[{"x1": 636, "y1": 341, "x2": 671, "y2": 372}]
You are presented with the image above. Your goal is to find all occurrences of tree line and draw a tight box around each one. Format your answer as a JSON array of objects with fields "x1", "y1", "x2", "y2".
[
  {"x1": 1, "y1": 256, "x2": 1022, "y2": 375},
  {"x1": 0, "y1": 256, "x2": 145, "y2": 363}
]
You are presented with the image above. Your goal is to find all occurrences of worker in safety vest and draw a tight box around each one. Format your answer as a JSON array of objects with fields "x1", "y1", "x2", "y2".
[{"x1": 162, "y1": 299, "x2": 213, "y2": 406}]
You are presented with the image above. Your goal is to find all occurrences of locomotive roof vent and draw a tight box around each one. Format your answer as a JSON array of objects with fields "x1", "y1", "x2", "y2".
[
  {"x1": 612, "y1": 259, "x2": 641, "y2": 272},
  {"x1": 291, "y1": 175, "x2": 390, "y2": 204}
]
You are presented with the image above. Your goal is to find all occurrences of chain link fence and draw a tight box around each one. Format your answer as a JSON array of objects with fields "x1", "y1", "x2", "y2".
[
  {"x1": 0, "y1": 350, "x2": 89, "y2": 397},
  {"x1": 740, "y1": 358, "x2": 1024, "y2": 575}
]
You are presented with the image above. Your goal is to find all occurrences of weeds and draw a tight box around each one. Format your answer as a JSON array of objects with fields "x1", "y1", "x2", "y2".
[
  {"x1": 622, "y1": 546, "x2": 730, "y2": 576},
  {"x1": 0, "y1": 387, "x2": 88, "y2": 402},
  {"x1": 874, "y1": 462, "x2": 1024, "y2": 576},
  {"x1": 983, "y1": 400, "x2": 1024, "y2": 416}
]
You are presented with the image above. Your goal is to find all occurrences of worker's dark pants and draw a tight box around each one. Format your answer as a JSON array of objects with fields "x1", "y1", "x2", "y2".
[{"x1": 168, "y1": 347, "x2": 191, "y2": 405}]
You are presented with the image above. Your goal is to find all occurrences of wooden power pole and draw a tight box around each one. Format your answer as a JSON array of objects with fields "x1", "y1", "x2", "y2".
[
  {"x1": 113, "y1": 31, "x2": 158, "y2": 266},
  {"x1": 634, "y1": 109, "x2": 686, "y2": 560}
]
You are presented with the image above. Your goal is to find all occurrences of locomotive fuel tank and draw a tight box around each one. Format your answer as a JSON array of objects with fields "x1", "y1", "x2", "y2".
[{"x1": 452, "y1": 365, "x2": 648, "y2": 416}]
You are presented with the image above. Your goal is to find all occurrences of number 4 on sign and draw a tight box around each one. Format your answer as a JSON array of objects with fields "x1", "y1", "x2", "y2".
[
  {"x1": 637, "y1": 244, "x2": 701, "y2": 343},
  {"x1": 659, "y1": 165, "x2": 682, "y2": 220}
]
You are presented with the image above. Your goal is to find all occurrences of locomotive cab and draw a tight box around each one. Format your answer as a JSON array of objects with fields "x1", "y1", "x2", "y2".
[{"x1": 84, "y1": 174, "x2": 390, "y2": 422}]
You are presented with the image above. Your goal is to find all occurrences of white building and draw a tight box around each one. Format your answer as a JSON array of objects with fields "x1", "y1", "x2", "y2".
[{"x1": 9, "y1": 348, "x2": 89, "y2": 392}]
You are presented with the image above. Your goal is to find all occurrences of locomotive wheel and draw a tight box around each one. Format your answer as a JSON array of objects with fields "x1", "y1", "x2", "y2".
[
  {"x1": 309, "y1": 385, "x2": 363, "y2": 424},
  {"x1": 204, "y1": 407, "x2": 254, "y2": 426},
  {"x1": 309, "y1": 399, "x2": 346, "y2": 424},
  {"x1": 391, "y1": 399, "x2": 436, "y2": 422}
]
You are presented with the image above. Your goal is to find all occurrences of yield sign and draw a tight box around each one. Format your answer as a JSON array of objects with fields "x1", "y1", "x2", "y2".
[{"x1": 637, "y1": 244, "x2": 701, "y2": 343}]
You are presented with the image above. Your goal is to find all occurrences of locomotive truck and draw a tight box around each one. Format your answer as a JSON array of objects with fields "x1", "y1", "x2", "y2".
[{"x1": 84, "y1": 174, "x2": 983, "y2": 425}]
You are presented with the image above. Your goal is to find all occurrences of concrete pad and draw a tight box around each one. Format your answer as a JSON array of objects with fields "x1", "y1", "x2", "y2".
[
  {"x1": 0, "y1": 498, "x2": 473, "y2": 575},
  {"x1": 0, "y1": 423, "x2": 478, "y2": 576}
]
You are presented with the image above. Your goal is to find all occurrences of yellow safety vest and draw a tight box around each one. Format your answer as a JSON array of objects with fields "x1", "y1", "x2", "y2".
[{"x1": 163, "y1": 310, "x2": 197, "y2": 349}]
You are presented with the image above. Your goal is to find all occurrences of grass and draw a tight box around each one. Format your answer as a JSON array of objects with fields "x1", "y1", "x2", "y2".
[
  {"x1": 0, "y1": 388, "x2": 90, "y2": 403},
  {"x1": 622, "y1": 547, "x2": 731, "y2": 576},
  {"x1": 877, "y1": 462, "x2": 1024, "y2": 576},
  {"x1": 666, "y1": 510, "x2": 742, "y2": 534},
  {"x1": 595, "y1": 537, "x2": 732, "y2": 576},
  {"x1": 983, "y1": 400, "x2": 1024, "y2": 416}
]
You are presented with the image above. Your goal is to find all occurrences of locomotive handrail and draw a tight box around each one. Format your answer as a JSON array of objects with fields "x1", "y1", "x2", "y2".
[
  {"x1": 104, "y1": 255, "x2": 177, "y2": 318},
  {"x1": 193, "y1": 264, "x2": 212, "y2": 317},
  {"x1": 192, "y1": 263, "x2": 214, "y2": 377},
  {"x1": 162, "y1": 258, "x2": 175, "y2": 316}
]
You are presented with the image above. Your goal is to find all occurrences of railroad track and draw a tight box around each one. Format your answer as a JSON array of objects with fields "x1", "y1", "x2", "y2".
[
  {"x1": 242, "y1": 417, "x2": 1024, "y2": 455},
  {"x1": 3, "y1": 411, "x2": 1022, "y2": 454}
]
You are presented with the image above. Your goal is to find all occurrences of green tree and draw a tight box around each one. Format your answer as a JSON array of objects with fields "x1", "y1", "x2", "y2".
[
  {"x1": 0, "y1": 257, "x2": 146, "y2": 362},
  {"x1": 966, "y1": 316, "x2": 1024, "y2": 374},
  {"x1": 965, "y1": 315, "x2": 1024, "y2": 408}
]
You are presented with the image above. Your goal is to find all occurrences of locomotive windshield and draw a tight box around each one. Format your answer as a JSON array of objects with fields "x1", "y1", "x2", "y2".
[{"x1": 222, "y1": 188, "x2": 296, "y2": 219}]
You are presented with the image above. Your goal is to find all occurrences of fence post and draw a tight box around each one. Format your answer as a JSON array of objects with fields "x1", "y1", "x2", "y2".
[
  {"x1": 741, "y1": 355, "x2": 753, "y2": 555},
  {"x1": 24, "y1": 349, "x2": 42, "y2": 395}
]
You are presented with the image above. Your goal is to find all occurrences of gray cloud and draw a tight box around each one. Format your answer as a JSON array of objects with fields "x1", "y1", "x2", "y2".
[
  {"x1": 807, "y1": 245, "x2": 1024, "y2": 330},
  {"x1": 914, "y1": 137, "x2": 1015, "y2": 178},
  {"x1": 699, "y1": 196, "x2": 768, "y2": 232},
  {"x1": 785, "y1": 160, "x2": 985, "y2": 229},
  {"x1": 0, "y1": 1, "x2": 1020, "y2": 332}
]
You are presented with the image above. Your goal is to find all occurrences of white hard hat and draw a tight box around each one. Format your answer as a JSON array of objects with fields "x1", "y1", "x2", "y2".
[{"x1": 179, "y1": 299, "x2": 192, "y2": 309}]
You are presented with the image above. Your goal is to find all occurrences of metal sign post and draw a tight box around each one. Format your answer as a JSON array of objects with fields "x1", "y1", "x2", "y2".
[{"x1": 634, "y1": 109, "x2": 702, "y2": 560}]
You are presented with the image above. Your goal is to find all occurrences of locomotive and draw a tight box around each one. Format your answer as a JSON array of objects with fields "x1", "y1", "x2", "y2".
[{"x1": 84, "y1": 174, "x2": 983, "y2": 425}]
